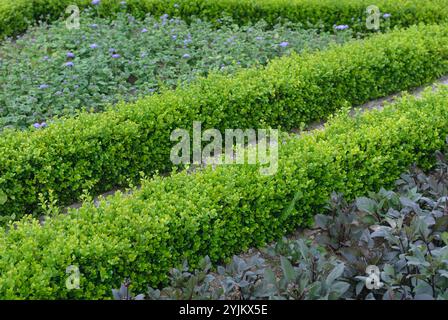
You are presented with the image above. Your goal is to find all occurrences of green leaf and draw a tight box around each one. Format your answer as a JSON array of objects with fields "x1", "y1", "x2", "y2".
[
  {"x1": 330, "y1": 281, "x2": 350, "y2": 297},
  {"x1": 280, "y1": 256, "x2": 296, "y2": 283},
  {"x1": 442, "y1": 232, "x2": 448, "y2": 246},
  {"x1": 0, "y1": 190, "x2": 7, "y2": 205},
  {"x1": 263, "y1": 268, "x2": 277, "y2": 285},
  {"x1": 356, "y1": 197, "x2": 377, "y2": 214},
  {"x1": 326, "y1": 263, "x2": 345, "y2": 285}
]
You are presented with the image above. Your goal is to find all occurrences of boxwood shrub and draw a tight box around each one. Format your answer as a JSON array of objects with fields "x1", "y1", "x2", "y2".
[
  {"x1": 1, "y1": 87, "x2": 448, "y2": 299},
  {"x1": 1, "y1": 24, "x2": 448, "y2": 220},
  {"x1": 0, "y1": 11, "x2": 354, "y2": 130},
  {"x1": 0, "y1": 0, "x2": 448, "y2": 37},
  {"x1": 2, "y1": 0, "x2": 448, "y2": 38}
]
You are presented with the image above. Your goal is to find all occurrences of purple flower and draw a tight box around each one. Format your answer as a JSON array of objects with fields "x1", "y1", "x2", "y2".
[
  {"x1": 334, "y1": 24, "x2": 349, "y2": 31},
  {"x1": 140, "y1": 52, "x2": 147, "y2": 58},
  {"x1": 65, "y1": 61, "x2": 74, "y2": 67},
  {"x1": 33, "y1": 122, "x2": 47, "y2": 128},
  {"x1": 91, "y1": 0, "x2": 100, "y2": 5},
  {"x1": 255, "y1": 36, "x2": 263, "y2": 41},
  {"x1": 90, "y1": 43, "x2": 98, "y2": 49},
  {"x1": 42, "y1": 55, "x2": 49, "y2": 61},
  {"x1": 279, "y1": 41, "x2": 289, "y2": 48},
  {"x1": 111, "y1": 53, "x2": 121, "y2": 59},
  {"x1": 67, "y1": 52, "x2": 75, "y2": 58},
  {"x1": 90, "y1": 24, "x2": 98, "y2": 29},
  {"x1": 109, "y1": 48, "x2": 116, "y2": 53},
  {"x1": 141, "y1": 28, "x2": 148, "y2": 33},
  {"x1": 172, "y1": 35, "x2": 177, "y2": 40},
  {"x1": 38, "y1": 84, "x2": 49, "y2": 89},
  {"x1": 182, "y1": 53, "x2": 191, "y2": 59},
  {"x1": 383, "y1": 13, "x2": 391, "y2": 18}
]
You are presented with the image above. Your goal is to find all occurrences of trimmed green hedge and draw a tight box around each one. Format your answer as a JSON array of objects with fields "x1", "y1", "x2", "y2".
[
  {"x1": 1, "y1": 24, "x2": 448, "y2": 220},
  {"x1": 1, "y1": 87, "x2": 447, "y2": 299},
  {"x1": 2, "y1": 0, "x2": 448, "y2": 38}
]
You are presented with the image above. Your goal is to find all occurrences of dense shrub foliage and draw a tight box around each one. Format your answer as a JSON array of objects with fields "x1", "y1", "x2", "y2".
[
  {"x1": 1, "y1": 88, "x2": 448, "y2": 299},
  {"x1": 124, "y1": 156, "x2": 448, "y2": 300},
  {"x1": 1, "y1": 24, "x2": 448, "y2": 221},
  {"x1": 0, "y1": 11, "x2": 352, "y2": 129},
  {"x1": 1, "y1": 0, "x2": 448, "y2": 38}
]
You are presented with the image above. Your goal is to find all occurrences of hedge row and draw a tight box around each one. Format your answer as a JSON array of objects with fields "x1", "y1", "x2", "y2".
[
  {"x1": 1, "y1": 87, "x2": 448, "y2": 299},
  {"x1": 1, "y1": 24, "x2": 448, "y2": 220},
  {"x1": 2, "y1": 0, "x2": 448, "y2": 38}
]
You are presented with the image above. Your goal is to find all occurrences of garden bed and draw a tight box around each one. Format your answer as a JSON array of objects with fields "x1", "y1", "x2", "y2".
[
  {"x1": 2, "y1": 0, "x2": 448, "y2": 38},
  {"x1": 1, "y1": 88, "x2": 448, "y2": 298},
  {"x1": 1, "y1": 0, "x2": 448, "y2": 301},
  {"x1": 0, "y1": 11, "x2": 353, "y2": 130},
  {"x1": 2, "y1": 24, "x2": 448, "y2": 221},
  {"x1": 127, "y1": 154, "x2": 448, "y2": 300}
]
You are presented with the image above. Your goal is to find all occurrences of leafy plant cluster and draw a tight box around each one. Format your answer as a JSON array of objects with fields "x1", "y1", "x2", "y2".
[
  {"x1": 2, "y1": 24, "x2": 448, "y2": 221},
  {"x1": 1, "y1": 0, "x2": 448, "y2": 39},
  {"x1": 115, "y1": 152, "x2": 448, "y2": 300},
  {"x1": 1, "y1": 87, "x2": 448, "y2": 299},
  {"x1": 133, "y1": 245, "x2": 354, "y2": 300},
  {"x1": 0, "y1": 9, "x2": 353, "y2": 130}
]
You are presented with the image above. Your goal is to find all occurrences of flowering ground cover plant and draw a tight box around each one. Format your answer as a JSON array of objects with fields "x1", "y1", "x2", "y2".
[{"x1": 0, "y1": 9, "x2": 352, "y2": 130}]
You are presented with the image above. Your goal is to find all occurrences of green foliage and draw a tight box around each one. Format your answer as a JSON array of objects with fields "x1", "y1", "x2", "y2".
[
  {"x1": 118, "y1": 149, "x2": 448, "y2": 301},
  {"x1": 2, "y1": 24, "x2": 448, "y2": 220},
  {"x1": 2, "y1": 0, "x2": 448, "y2": 39},
  {"x1": 0, "y1": 11, "x2": 352, "y2": 130},
  {"x1": 1, "y1": 87, "x2": 448, "y2": 299}
]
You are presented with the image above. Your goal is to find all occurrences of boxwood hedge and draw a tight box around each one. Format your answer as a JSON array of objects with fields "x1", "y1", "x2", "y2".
[
  {"x1": 1, "y1": 24, "x2": 448, "y2": 220},
  {"x1": 2, "y1": 0, "x2": 448, "y2": 39},
  {"x1": 1, "y1": 87, "x2": 447, "y2": 299}
]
